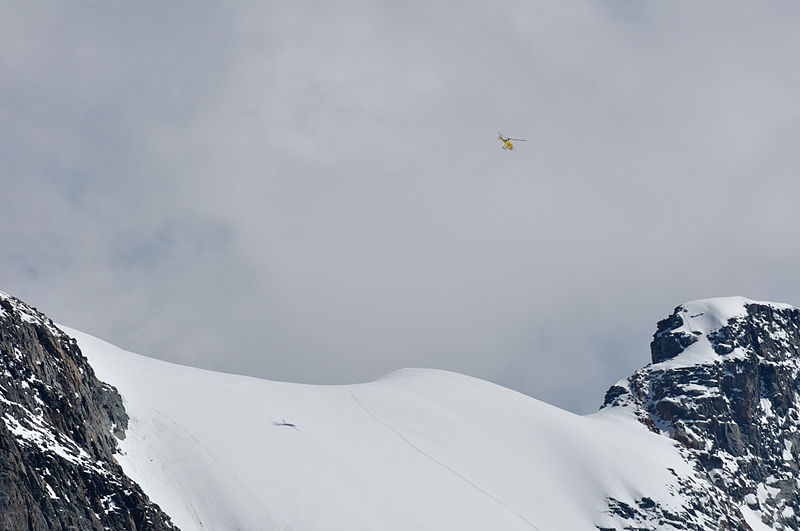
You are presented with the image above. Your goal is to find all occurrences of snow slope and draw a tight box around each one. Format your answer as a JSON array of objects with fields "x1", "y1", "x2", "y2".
[{"x1": 63, "y1": 326, "x2": 698, "y2": 531}]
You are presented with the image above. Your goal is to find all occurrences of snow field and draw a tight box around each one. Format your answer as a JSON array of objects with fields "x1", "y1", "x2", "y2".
[{"x1": 65, "y1": 326, "x2": 697, "y2": 531}]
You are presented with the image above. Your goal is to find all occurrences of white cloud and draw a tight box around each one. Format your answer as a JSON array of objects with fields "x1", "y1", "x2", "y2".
[{"x1": 2, "y1": 1, "x2": 799, "y2": 413}]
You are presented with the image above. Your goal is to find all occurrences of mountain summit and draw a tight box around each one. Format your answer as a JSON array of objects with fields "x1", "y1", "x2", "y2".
[{"x1": 603, "y1": 297, "x2": 800, "y2": 530}]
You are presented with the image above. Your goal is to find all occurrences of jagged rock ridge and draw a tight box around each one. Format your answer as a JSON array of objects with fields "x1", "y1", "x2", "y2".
[
  {"x1": 0, "y1": 292, "x2": 175, "y2": 530},
  {"x1": 603, "y1": 297, "x2": 800, "y2": 530}
]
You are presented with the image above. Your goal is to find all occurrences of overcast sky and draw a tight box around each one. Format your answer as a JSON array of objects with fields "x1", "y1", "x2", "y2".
[{"x1": 2, "y1": 1, "x2": 799, "y2": 413}]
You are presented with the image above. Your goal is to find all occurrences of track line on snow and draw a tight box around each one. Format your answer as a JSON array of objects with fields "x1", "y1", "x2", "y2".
[
  {"x1": 349, "y1": 390, "x2": 541, "y2": 530},
  {"x1": 143, "y1": 405, "x2": 290, "y2": 530}
]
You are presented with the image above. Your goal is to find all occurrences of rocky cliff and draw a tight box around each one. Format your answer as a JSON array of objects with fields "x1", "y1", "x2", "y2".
[
  {"x1": 603, "y1": 297, "x2": 800, "y2": 530},
  {"x1": 0, "y1": 292, "x2": 175, "y2": 530}
]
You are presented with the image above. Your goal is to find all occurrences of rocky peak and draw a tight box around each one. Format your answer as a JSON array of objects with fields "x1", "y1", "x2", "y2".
[
  {"x1": 604, "y1": 297, "x2": 800, "y2": 530},
  {"x1": 0, "y1": 291, "x2": 175, "y2": 530}
]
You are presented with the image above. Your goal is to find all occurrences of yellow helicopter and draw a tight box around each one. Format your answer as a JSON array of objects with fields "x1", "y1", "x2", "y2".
[{"x1": 498, "y1": 132, "x2": 526, "y2": 150}]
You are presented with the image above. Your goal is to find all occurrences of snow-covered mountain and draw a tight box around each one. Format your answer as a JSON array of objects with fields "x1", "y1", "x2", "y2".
[{"x1": 3, "y1": 291, "x2": 800, "y2": 530}]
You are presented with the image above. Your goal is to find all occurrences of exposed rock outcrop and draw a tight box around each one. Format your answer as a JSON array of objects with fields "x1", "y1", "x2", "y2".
[
  {"x1": 0, "y1": 292, "x2": 175, "y2": 530},
  {"x1": 603, "y1": 297, "x2": 800, "y2": 530}
]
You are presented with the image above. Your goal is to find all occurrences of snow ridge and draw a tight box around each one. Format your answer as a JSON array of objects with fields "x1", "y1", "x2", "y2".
[{"x1": 66, "y1": 323, "x2": 734, "y2": 530}]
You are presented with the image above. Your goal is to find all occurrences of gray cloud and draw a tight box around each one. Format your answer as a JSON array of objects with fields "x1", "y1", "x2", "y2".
[{"x1": 2, "y1": 1, "x2": 800, "y2": 413}]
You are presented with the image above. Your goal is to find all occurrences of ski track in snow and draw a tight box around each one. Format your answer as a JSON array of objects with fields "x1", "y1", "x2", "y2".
[{"x1": 349, "y1": 390, "x2": 541, "y2": 531}]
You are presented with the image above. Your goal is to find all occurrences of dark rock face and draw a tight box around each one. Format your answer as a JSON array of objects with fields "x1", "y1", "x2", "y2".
[
  {"x1": 651, "y1": 309, "x2": 701, "y2": 364},
  {"x1": 603, "y1": 300, "x2": 800, "y2": 530},
  {"x1": 0, "y1": 292, "x2": 176, "y2": 530}
]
